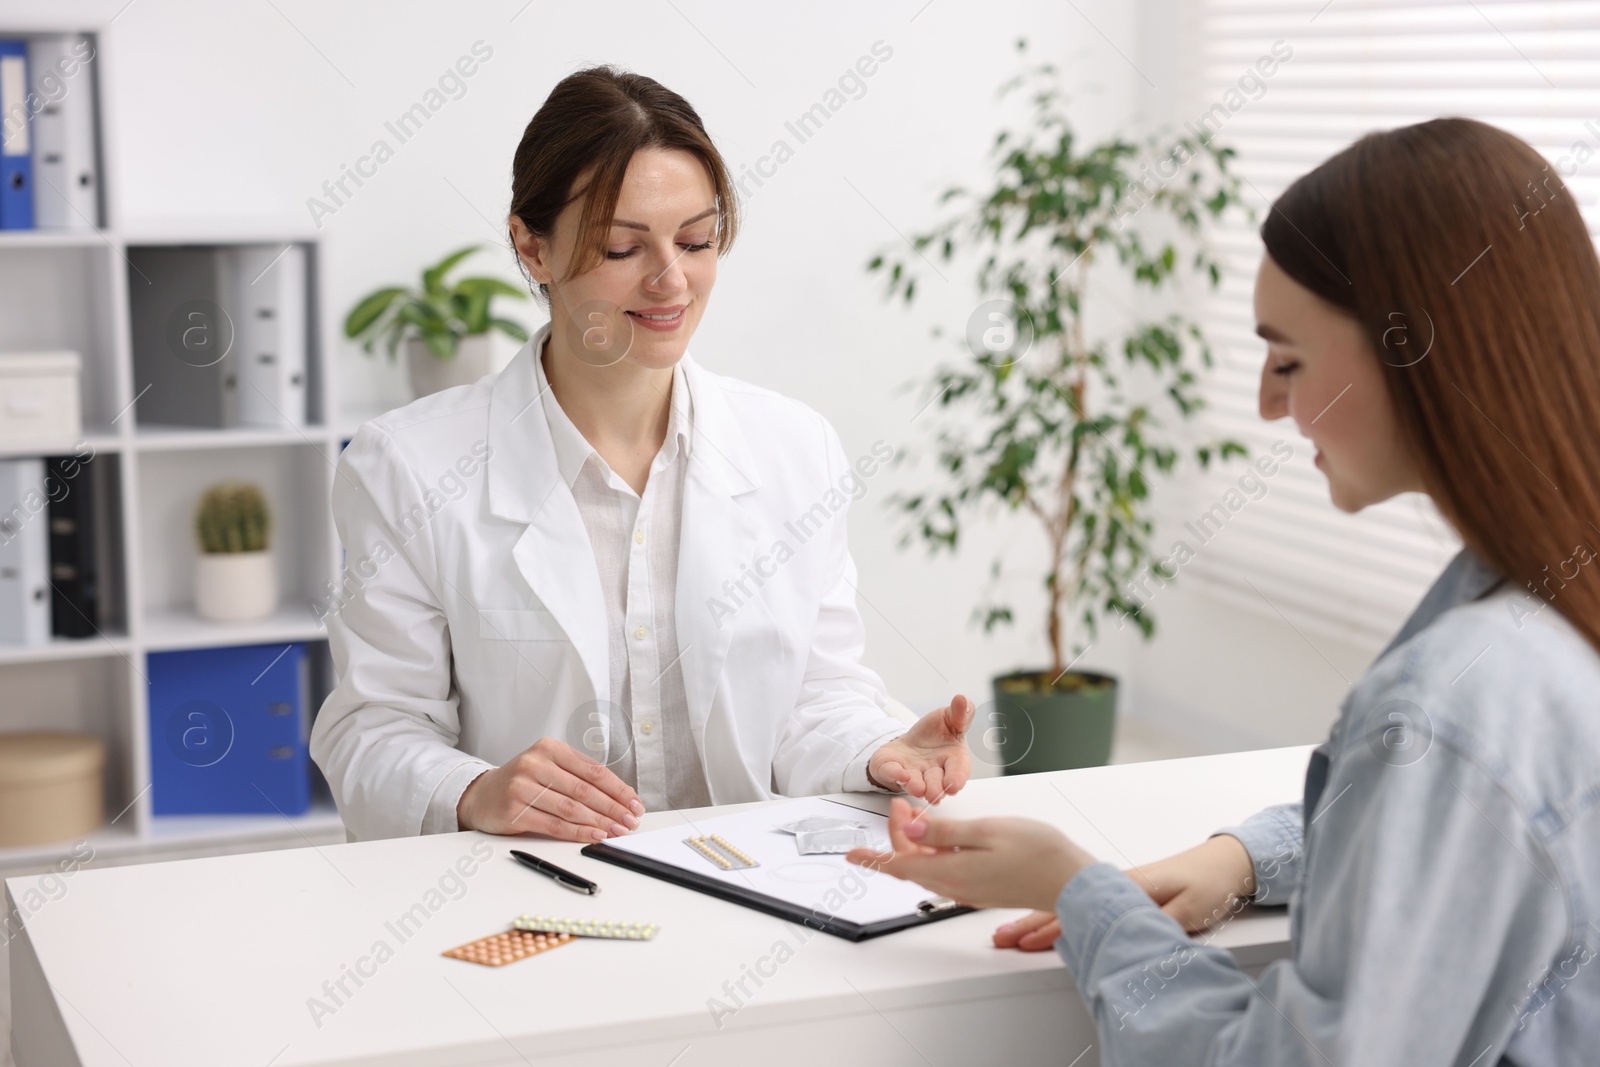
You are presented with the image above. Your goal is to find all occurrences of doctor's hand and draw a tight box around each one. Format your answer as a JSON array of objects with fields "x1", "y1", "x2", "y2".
[
  {"x1": 846, "y1": 797, "x2": 1098, "y2": 912},
  {"x1": 456, "y1": 738, "x2": 645, "y2": 842},
  {"x1": 866, "y1": 693, "x2": 975, "y2": 802}
]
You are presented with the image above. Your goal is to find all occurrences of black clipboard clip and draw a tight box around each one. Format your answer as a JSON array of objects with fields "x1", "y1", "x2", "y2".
[{"x1": 916, "y1": 895, "x2": 961, "y2": 915}]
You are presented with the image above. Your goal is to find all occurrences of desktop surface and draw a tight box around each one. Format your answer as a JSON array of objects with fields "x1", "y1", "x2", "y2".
[{"x1": 8, "y1": 745, "x2": 1313, "y2": 1067}]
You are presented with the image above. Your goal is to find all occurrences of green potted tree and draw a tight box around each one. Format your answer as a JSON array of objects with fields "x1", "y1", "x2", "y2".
[
  {"x1": 869, "y1": 39, "x2": 1249, "y2": 774},
  {"x1": 344, "y1": 244, "x2": 531, "y2": 398},
  {"x1": 193, "y1": 481, "x2": 276, "y2": 623}
]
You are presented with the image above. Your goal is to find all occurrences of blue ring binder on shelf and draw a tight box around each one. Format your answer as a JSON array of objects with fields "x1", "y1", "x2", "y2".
[
  {"x1": 0, "y1": 38, "x2": 36, "y2": 230},
  {"x1": 147, "y1": 641, "x2": 312, "y2": 815}
]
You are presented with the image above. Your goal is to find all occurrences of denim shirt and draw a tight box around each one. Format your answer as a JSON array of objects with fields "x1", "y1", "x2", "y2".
[{"x1": 1053, "y1": 548, "x2": 1600, "y2": 1065}]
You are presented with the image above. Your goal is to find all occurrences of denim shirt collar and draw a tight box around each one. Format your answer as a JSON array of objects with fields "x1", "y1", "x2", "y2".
[
  {"x1": 1373, "y1": 545, "x2": 1507, "y2": 664},
  {"x1": 1307, "y1": 546, "x2": 1503, "y2": 814}
]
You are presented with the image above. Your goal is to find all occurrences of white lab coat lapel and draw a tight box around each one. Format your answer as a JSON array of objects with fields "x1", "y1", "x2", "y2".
[
  {"x1": 485, "y1": 332, "x2": 612, "y2": 724},
  {"x1": 674, "y1": 355, "x2": 764, "y2": 802},
  {"x1": 485, "y1": 327, "x2": 766, "y2": 791}
]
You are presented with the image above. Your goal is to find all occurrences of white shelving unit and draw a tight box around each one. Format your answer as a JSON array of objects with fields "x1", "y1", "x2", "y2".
[{"x1": 0, "y1": 27, "x2": 367, "y2": 874}]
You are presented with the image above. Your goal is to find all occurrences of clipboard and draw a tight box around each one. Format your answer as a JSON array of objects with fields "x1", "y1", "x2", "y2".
[{"x1": 580, "y1": 796, "x2": 975, "y2": 941}]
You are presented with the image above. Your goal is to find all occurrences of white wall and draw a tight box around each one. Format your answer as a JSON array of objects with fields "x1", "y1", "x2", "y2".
[
  {"x1": 1115, "y1": 0, "x2": 1386, "y2": 752},
  {"x1": 2, "y1": 0, "x2": 1390, "y2": 755}
]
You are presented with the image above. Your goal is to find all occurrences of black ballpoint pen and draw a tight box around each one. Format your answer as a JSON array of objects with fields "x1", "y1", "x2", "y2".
[{"x1": 510, "y1": 849, "x2": 600, "y2": 894}]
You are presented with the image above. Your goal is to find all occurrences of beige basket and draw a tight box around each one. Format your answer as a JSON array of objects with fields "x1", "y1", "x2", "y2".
[{"x1": 0, "y1": 732, "x2": 106, "y2": 848}]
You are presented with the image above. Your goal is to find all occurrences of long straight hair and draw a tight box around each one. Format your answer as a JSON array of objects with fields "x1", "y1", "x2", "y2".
[{"x1": 1262, "y1": 117, "x2": 1600, "y2": 653}]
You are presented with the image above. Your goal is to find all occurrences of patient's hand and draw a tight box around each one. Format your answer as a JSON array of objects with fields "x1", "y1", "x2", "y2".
[
  {"x1": 847, "y1": 797, "x2": 1097, "y2": 912},
  {"x1": 992, "y1": 834, "x2": 1258, "y2": 951}
]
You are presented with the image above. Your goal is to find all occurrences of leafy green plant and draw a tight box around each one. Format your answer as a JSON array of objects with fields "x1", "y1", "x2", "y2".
[
  {"x1": 194, "y1": 482, "x2": 271, "y2": 554},
  {"x1": 869, "y1": 39, "x2": 1250, "y2": 682},
  {"x1": 343, "y1": 244, "x2": 530, "y2": 361}
]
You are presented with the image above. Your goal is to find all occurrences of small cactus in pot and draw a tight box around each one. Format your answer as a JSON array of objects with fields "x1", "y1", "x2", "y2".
[
  {"x1": 195, "y1": 482, "x2": 272, "y2": 554},
  {"x1": 193, "y1": 482, "x2": 278, "y2": 622}
]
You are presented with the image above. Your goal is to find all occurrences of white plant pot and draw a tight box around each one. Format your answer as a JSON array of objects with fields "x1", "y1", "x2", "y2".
[
  {"x1": 406, "y1": 333, "x2": 494, "y2": 398},
  {"x1": 195, "y1": 550, "x2": 278, "y2": 622}
]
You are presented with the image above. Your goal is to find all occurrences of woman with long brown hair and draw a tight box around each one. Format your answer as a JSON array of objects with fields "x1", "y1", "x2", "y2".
[
  {"x1": 312, "y1": 65, "x2": 976, "y2": 842},
  {"x1": 852, "y1": 117, "x2": 1600, "y2": 1064}
]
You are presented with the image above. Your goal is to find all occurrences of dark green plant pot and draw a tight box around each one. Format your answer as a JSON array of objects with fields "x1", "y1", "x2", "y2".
[{"x1": 988, "y1": 669, "x2": 1118, "y2": 775}]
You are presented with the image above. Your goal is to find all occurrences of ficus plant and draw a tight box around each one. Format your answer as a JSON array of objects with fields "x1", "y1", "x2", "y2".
[
  {"x1": 869, "y1": 38, "x2": 1251, "y2": 684},
  {"x1": 343, "y1": 244, "x2": 530, "y2": 361}
]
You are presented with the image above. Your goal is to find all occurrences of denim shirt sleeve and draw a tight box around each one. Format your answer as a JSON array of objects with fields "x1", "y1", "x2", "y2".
[
  {"x1": 1051, "y1": 738, "x2": 1571, "y2": 1066},
  {"x1": 1210, "y1": 801, "x2": 1304, "y2": 907}
]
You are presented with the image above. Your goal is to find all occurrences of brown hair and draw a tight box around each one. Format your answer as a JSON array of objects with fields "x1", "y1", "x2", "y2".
[
  {"x1": 1262, "y1": 117, "x2": 1600, "y2": 653},
  {"x1": 508, "y1": 65, "x2": 740, "y2": 304}
]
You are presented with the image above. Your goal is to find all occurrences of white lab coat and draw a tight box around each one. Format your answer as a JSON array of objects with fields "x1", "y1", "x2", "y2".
[{"x1": 311, "y1": 326, "x2": 908, "y2": 841}]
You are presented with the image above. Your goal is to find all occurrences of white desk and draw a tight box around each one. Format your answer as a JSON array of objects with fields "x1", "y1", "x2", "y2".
[{"x1": 9, "y1": 746, "x2": 1313, "y2": 1067}]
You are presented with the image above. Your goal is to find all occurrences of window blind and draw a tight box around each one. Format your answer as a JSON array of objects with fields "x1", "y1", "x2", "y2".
[{"x1": 1178, "y1": 0, "x2": 1600, "y2": 645}]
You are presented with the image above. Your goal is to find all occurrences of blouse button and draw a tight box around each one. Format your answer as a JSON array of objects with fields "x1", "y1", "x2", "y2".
[
  {"x1": 634, "y1": 625, "x2": 649, "y2": 639},
  {"x1": 640, "y1": 719, "x2": 655, "y2": 735},
  {"x1": 634, "y1": 529, "x2": 645, "y2": 544}
]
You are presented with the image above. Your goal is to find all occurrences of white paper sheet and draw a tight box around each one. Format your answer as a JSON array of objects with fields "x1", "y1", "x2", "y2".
[{"x1": 603, "y1": 796, "x2": 950, "y2": 926}]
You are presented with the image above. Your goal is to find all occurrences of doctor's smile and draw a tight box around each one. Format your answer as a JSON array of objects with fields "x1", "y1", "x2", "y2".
[{"x1": 625, "y1": 305, "x2": 687, "y2": 329}]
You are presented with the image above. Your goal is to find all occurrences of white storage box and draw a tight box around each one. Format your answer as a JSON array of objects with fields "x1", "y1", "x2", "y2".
[{"x1": 0, "y1": 350, "x2": 83, "y2": 443}]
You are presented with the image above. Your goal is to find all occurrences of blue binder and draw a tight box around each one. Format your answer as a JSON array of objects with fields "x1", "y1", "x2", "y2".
[
  {"x1": 147, "y1": 642, "x2": 312, "y2": 815},
  {"x1": 0, "y1": 39, "x2": 34, "y2": 230}
]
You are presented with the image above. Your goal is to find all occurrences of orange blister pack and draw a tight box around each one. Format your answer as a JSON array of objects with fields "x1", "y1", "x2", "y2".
[{"x1": 442, "y1": 928, "x2": 575, "y2": 967}]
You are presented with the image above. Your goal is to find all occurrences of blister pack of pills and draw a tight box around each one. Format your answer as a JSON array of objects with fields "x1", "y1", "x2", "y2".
[
  {"x1": 442, "y1": 928, "x2": 574, "y2": 967},
  {"x1": 684, "y1": 833, "x2": 759, "y2": 870},
  {"x1": 513, "y1": 914, "x2": 659, "y2": 940}
]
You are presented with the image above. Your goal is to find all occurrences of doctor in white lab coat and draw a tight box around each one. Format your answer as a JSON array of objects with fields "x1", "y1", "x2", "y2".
[{"x1": 310, "y1": 65, "x2": 975, "y2": 843}]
